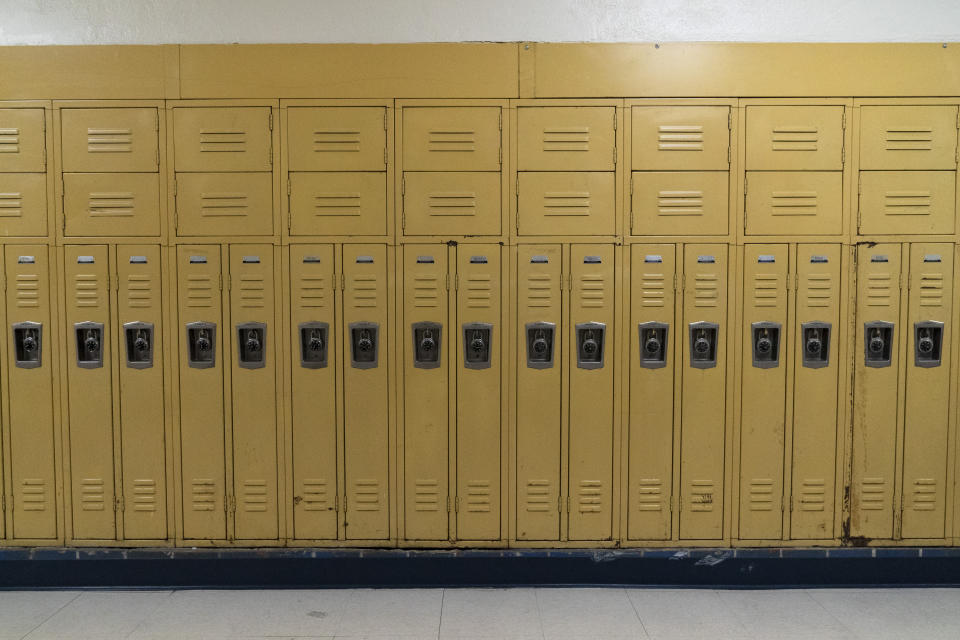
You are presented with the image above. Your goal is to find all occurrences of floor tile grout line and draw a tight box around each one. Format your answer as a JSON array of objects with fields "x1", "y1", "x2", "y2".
[
  {"x1": 18, "y1": 591, "x2": 84, "y2": 640},
  {"x1": 804, "y1": 588, "x2": 864, "y2": 640},
  {"x1": 437, "y1": 587, "x2": 445, "y2": 640},
  {"x1": 122, "y1": 589, "x2": 176, "y2": 640},
  {"x1": 623, "y1": 587, "x2": 652, "y2": 640}
]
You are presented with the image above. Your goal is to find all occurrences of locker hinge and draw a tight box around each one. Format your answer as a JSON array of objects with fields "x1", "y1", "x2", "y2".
[
  {"x1": 342, "y1": 494, "x2": 347, "y2": 511},
  {"x1": 269, "y1": 144, "x2": 274, "y2": 166},
  {"x1": 455, "y1": 273, "x2": 459, "y2": 290},
  {"x1": 566, "y1": 496, "x2": 571, "y2": 512},
  {"x1": 341, "y1": 273, "x2": 345, "y2": 290},
  {"x1": 384, "y1": 110, "x2": 388, "y2": 131},
  {"x1": 789, "y1": 493, "x2": 794, "y2": 512},
  {"x1": 795, "y1": 273, "x2": 799, "y2": 290},
  {"x1": 333, "y1": 494, "x2": 339, "y2": 512},
  {"x1": 841, "y1": 137, "x2": 846, "y2": 165},
  {"x1": 401, "y1": 175, "x2": 405, "y2": 195},
  {"x1": 786, "y1": 271, "x2": 792, "y2": 291},
  {"x1": 842, "y1": 110, "x2": 847, "y2": 131},
  {"x1": 558, "y1": 496, "x2": 563, "y2": 512},
  {"x1": 173, "y1": 179, "x2": 178, "y2": 197},
  {"x1": 384, "y1": 146, "x2": 388, "y2": 165},
  {"x1": 673, "y1": 273, "x2": 680, "y2": 292},
  {"x1": 613, "y1": 110, "x2": 617, "y2": 131},
  {"x1": 498, "y1": 110, "x2": 502, "y2": 131},
  {"x1": 613, "y1": 145, "x2": 617, "y2": 166},
  {"x1": 268, "y1": 111, "x2": 274, "y2": 131},
  {"x1": 1, "y1": 494, "x2": 5, "y2": 512},
  {"x1": 445, "y1": 273, "x2": 450, "y2": 290},
  {"x1": 743, "y1": 175, "x2": 747, "y2": 195},
  {"x1": 228, "y1": 274, "x2": 232, "y2": 290},
  {"x1": 218, "y1": 273, "x2": 223, "y2": 291},
  {"x1": 229, "y1": 495, "x2": 237, "y2": 513},
  {"x1": 446, "y1": 496, "x2": 451, "y2": 513},
  {"x1": 727, "y1": 145, "x2": 731, "y2": 165},
  {"x1": 728, "y1": 108, "x2": 733, "y2": 130},
  {"x1": 454, "y1": 496, "x2": 460, "y2": 512}
]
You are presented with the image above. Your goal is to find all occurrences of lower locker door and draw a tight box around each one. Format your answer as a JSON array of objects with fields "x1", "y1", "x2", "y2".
[
  {"x1": 851, "y1": 244, "x2": 902, "y2": 540},
  {"x1": 289, "y1": 245, "x2": 338, "y2": 540},
  {"x1": 568, "y1": 245, "x2": 615, "y2": 541},
  {"x1": 229, "y1": 246, "x2": 279, "y2": 540},
  {"x1": 456, "y1": 245, "x2": 502, "y2": 541},
  {"x1": 790, "y1": 245, "x2": 842, "y2": 540},
  {"x1": 628, "y1": 245, "x2": 676, "y2": 541},
  {"x1": 403, "y1": 246, "x2": 450, "y2": 541},
  {"x1": 738, "y1": 245, "x2": 788, "y2": 540},
  {"x1": 679, "y1": 244, "x2": 728, "y2": 540},
  {"x1": 5, "y1": 246, "x2": 58, "y2": 539},
  {"x1": 116, "y1": 245, "x2": 167, "y2": 539},
  {"x1": 64, "y1": 245, "x2": 116, "y2": 540},
  {"x1": 176, "y1": 246, "x2": 227, "y2": 540},
  {"x1": 901, "y1": 244, "x2": 953, "y2": 539},
  {"x1": 342, "y1": 245, "x2": 390, "y2": 540},
  {"x1": 516, "y1": 245, "x2": 562, "y2": 540}
]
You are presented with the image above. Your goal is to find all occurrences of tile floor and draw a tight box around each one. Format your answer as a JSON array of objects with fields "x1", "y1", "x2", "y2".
[{"x1": 1, "y1": 587, "x2": 959, "y2": 639}]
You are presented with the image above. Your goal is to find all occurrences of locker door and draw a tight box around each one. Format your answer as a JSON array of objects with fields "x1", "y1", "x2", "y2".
[
  {"x1": 790, "y1": 245, "x2": 842, "y2": 540},
  {"x1": 176, "y1": 245, "x2": 226, "y2": 540},
  {"x1": 860, "y1": 106, "x2": 959, "y2": 171},
  {"x1": 175, "y1": 173, "x2": 273, "y2": 237},
  {"x1": 858, "y1": 171, "x2": 956, "y2": 236},
  {"x1": 901, "y1": 243, "x2": 953, "y2": 539},
  {"x1": 0, "y1": 109, "x2": 46, "y2": 173},
  {"x1": 851, "y1": 244, "x2": 902, "y2": 539},
  {"x1": 744, "y1": 172, "x2": 843, "y2": 236},
  {"x1": 402, "y1": 172, "x2": 501, "y2": 236},
  {"x1": 516, "y1": 244, "x2": 562, "y2": 541},
  {"x1": 679, "y1": 244, "x2": 728, "y2": 540},
  {"x1": 456, "y1": 244, "x2": 502, "y2": 541},
  {"x1": 0, "y1": 173, "x2": 48, "y2": 237},
  {"x1": 342, "y1": 245, "x2": 390, "y2": 540},
  {"x1": 517, "y1": 172, "x2": 615, "y2": 236},
  {"x1": 116, "y1": 246, "x2": 166, "y2": 540},
  {"x1": 287, "y1": 107, "x2": 387, "y2": 172},
  {"x1": 229, "y1": 246, "x2": 278, "y2": 540},
  {"x1": 63, "y1": 173, "x2": 161, "y2": 237},
  {"x1": 631, "y1": 171, "x2": 729, "y2": 236},
  {"x1": 628, "y1": 245, "x2": 676, "y2": 541},
  {"x1": 517, "y1": 107, "x2": 616, "y2": 171},
  {"x1": 60, "y1": 108, "x2": 159, "y2": 173},
  {"x1": 738, "y1": 245, "x2": 789, "y2": 540},
  {"x1": 5, "y1": 246, "x2": 57, "y2": 539},
  {"x1": 64, "y1": 245, "x2": 115, "y2": 540},
  {"x1": 289, "y1": 172, "x2": 386, "y2": 236},
  {"x1": 173, "y1": 107, "x2": 273, "y2": 172},
  {"x1": 289, "y1": 245, "x2": 337, "y2": 540},
  {"x1": 568, "y1": 245, "x2": 615, "y2": 541},
  {"x1": 745, "y1": 106, "x2": 845, "y2": 171},
  {"x1": 402, "y1": 246, "x2": 449, "y2": 541},
  {"x1": 631, "y1": 106, "x2": 731, "y2": 171},
  {"x1": 402, "y1": 107, "x2": 501, "y2": 172}
]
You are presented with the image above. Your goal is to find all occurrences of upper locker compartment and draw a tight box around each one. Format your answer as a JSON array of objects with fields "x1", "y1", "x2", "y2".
[
  {"x1": 60, "y1": 108, "x2": 161, "y2": 237},
  {"x1": 860, "y1": 106, "x2": 958, "y2": 170},
  {"x1": 632, "y1": 106, "x2": 730, "y2": 171},
  {"x1": 174, "y1": 107, "x2": 272, "y2": 172},
  {"x1": 403, "y1": 107, "x2": 500, "y2": 171},
  {"x1": 0, "y1": 108, "x2": 46, "y2": 172},
  {"x1": 0, "y1": 109, "x2": 48, "y2": 237},
  {"x1": 746, "y1": 106, "x2": 844, "y2": 171},
  {"x1": 287, "y1": 107, "x2": 387, "y2": 236}
]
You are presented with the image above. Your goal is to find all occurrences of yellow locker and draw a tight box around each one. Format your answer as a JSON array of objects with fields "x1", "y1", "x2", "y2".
[
  {"x1": 851, "y1": 244, "x2": 902, "y2": 540},
  {"x1": 402, "y1": 107, "x2": 501, "y2": 172},
  {"x1": 289, "y1": 245, "x2": 337, "y2": 540},
  {"x1": 60, "y1": 108, "x2": 159, "y2": 173},
  {"x1": 401, "y1": 172, "x2": 500, "y2": 236},
  {"x1": 173, "y1": 107, "x2": 273, "y2": 172},
  {"x1": 289, "y1": 172, "x2": 386, "y2": 236},
  {"x1": 860, "y1": 106, "x2": 959, "y2": 171},
  {"x1": 455, "y1": 244, "x2": 502, "y2": 541},
  {"x1": 516, "y1": 244, "x2": 562, "y2": 541},
  {"x1": 568, "y1": 245, "x2": 615, "y2": 541},
  {"x1": 631, "y1": 171, "x2": 728, "y2": 236},
  {"x1": 0, "y1": 108, "x2": 46, "y2": 173},
  {"x1": 63, "y1": 245, "x2": 115, "y2": 540},
  {"x1": 517, "y1": 106, "x2": 615, "y2": 171},
  {"x1": 287, "y1": 107, "x2": 387, "y2": 172},
  {"x1": 402, "y1": 246, "x2": 449, "y2": 541},
  {"x1": 744, "y1": 172, "x2": 843, "y2": 236},
  {"x1": 63, "y1": 173, "x2": 161, "y2": 237},
  {"x1": 115, "y1": 246, "x2": 166, "y2": 539},
  {"x1": 628, "y1": 245, "x2": 676, "y2": 541},
  {"x1": 632, "y1": 106, "x2": 730, "y2": 171},
  {"x1": 0, "y1": 173, "x2": 48, "y2": 236},
  {"x1": 176, "y1": 245, "x2": 227, "y2": 540},
  {"x1": 5, "y1": 247, "x2": 57, "y2": 539},
  {"x1": 901, "y1": 244, "x2": 953, "y2": 539},
  {"x1": 738, "y1": 245, "x2": 789, "y2": 540},
  {"x1": 229, "y1": 246, "x2": 279, "y2": 540},
  {"x1": 342, "y1": 244, "x2": 390, "y2": 540},
  {"x1": 679, "y1": 244, "x2": 728, "y2": 540},
  {"x1": 517, "y1": 172, "x2": 615, "y2": 236},
  {"x1": 175, "y1": 173, "x2": 273, "y2": 237},
  {"x1": 858, "y1": 171, "x2": 956, "y2": 236},
  {"x1": 790, "y1": 245, "x2": 842, "y2": 540},
  {"x1": 745, "y1": 106, "x2": 845, "y2": 171}
]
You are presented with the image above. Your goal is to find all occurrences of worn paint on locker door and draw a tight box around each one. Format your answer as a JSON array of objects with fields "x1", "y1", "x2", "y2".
[
  {"x1": 790, "y1": 245, "x2": 842, "y2": 540},
  {"x1": 738, "y1": 245, "x2": 789, "y2": 540},
  {"x1": 568, "y1": 244, "x2": 615, "y2": 541},
  {"x1": 342, "y1": 245, "x2": 390, "y2": 540},
  {"x1": 858, "y1": 171, "x2": 956, "y2": 236},
  {"x1": 60, "y1": 108, "x2": 159, "y2": 173},
  {"x1": 679, "y1": 244, "x2": 728, "y2": 540},
  {"x1": 115, "y1": 245, "x2": 166, "y2": 540},
  {"x1": 286, "y1": 107, "x2": 387, "y2": 172},
  {"x1": 456, "y1": 244, "x2": 502, "y2": 541},
  {"x1": 176, "y1": 245, "x2": 226, "y2": 540},
  {"x1": 901, "y1": 244, "x2": 953, "y2": 539},
  {"x1": 0, "y1": 109, "x2": 46, "y2": 173},
  {"x1": 289, "y1": 245, "x2": 337, "y2": 540},
  {"x1": 64, "y1": 245, "x2": 115, "y2": 540},
  {"x1": 859, "y1": 106, "x2": 959, "y2": 171},
  {"x1": 851, "y1": 244, "x2": 902, "y2": 540},
  {"x1": 517, "y1": 107, "x2": 615, "y2": 171},
  {"x1": 175, "y1": 173, "x2": 273, "y2": 237},
  {"x1": 632, "y1": 106, "x2": 731, "y2": 171},
  {"x1": 402, "y1": 246, "x2": 450, "y2": 541},
  {"x1": 229, "y1": 246, "x2": 279, "y2": 540},
  {"x1": 0, "y1": 173, "x2": 47, "y2": 238},
  {"x1": 402, "y1": 107, "x2": 501, "y2": 172},
  {"x1": 518, "y1": 172, "x2": 615, "y2": 236},
  {"x1": 5, "y1": 246, "x2": 57, "y2": 539},
  {"x1": 516, "y1": 244, "x2": 562, "y2": 541},
  {"x1": 63, "y1": 173, "x2": 161, "y2": 237},
  {"x1": 745, "y1": 106, "x2": 845, "y2": 171},
  {"x1": 173, "y1": 107, "x2": 273, "y2": 173},
  {"x1": 628, "y1": 245, "x2": 676, "y2": 541}
]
